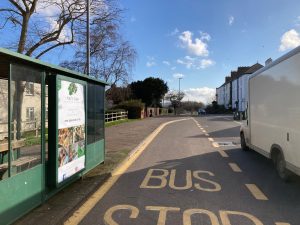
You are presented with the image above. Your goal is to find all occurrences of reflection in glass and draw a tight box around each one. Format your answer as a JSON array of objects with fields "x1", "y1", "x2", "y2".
[
  {"x1": 10, "y1": 64, "x2": 42, "y2": 175},
  {"x1": 0, "y1": 63, "x2": 9, "y2": 180},
  {"x1": 87, "y1": 83, "x2": 104, "y2": 145}
]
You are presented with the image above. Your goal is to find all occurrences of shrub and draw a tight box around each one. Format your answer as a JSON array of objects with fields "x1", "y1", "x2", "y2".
[{"x1": 116, "y1": 100, "x2": 145, "y2": 119}]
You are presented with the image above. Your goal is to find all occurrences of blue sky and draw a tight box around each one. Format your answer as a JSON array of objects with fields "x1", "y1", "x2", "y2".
[
  {"x1": 118, "y1": 0, "x2": 300, "y2": 103},
  {"x1": 1, "y1": 0, "x2": 300, "y2": 103}
]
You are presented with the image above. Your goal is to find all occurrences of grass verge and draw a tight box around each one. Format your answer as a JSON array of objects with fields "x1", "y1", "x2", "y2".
[
  {"x1": 105, "y1": 119, "x2": 140, "y2": 128},
  {"x1": 85, "y1": 149, "x2": 131, "y2": 178}
]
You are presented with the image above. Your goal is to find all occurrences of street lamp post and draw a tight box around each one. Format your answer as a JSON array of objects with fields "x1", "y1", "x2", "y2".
[
  {"x1": 178, "y1": 77, "x2": 182, "y2": 96},
  {"x1": 86, "y1": 0, "x2": 90, "y2": 76}
]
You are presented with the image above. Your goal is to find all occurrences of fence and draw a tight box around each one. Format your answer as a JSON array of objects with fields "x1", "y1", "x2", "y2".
[
  {"x1": 105, "y1": 111, "x2": 128, "y2": 123},
  {"x1": 0, "y1": 120, "x2": 42, "y2": 141}
]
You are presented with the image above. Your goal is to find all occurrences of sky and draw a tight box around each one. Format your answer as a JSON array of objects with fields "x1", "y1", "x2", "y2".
[
  {"x1": 118, "y1": 0, "x2": 300, "y2": 104},
  {"x1": 1, "y1": 0, "x2": 300, "y2": 104}
]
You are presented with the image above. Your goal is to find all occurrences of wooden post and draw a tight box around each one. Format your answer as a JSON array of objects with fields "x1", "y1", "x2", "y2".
[{"x1": 13, "y1": 120, "x2": 17, "y2": 141}]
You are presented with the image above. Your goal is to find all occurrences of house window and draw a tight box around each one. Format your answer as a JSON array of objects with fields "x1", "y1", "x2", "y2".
[
  {"x1": 26, "y1": 107, "x2": 35, "y2": 121},
  {"x1": 25, "y1": 82, "x2": 34, "y2": 95},
  {"x1": 45, "y1": 85, "x2": 48, "y2": 96}
]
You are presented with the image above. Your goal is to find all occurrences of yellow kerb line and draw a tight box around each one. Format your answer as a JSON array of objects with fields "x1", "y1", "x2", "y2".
[
  {"x1": 245, "y1": 184, "x2": 268, "y2": 201},
  {"x1": 64, "y1": 118, "x2": 190, "y2": 225}
]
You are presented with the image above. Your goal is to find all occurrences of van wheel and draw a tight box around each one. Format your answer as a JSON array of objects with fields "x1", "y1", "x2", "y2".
[
  {"x1": 276, "y1": 153, "x2": 290, "y2": 181},
  {"x1": 240, "y1": 133, "x2": 249, "y2": 151}
]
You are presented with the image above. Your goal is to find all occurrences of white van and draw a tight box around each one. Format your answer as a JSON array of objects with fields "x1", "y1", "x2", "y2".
[{"x1": 240, "y1": 46, "x2": 300, "y2": 180}]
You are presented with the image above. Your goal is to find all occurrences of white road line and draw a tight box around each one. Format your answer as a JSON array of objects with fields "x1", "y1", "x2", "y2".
[
  {"x1": 275, "y1": 223, "x2": 291, "y2": 225},
  {"x1": 229, "y1": 163, "x2": 242, "y2": 172},
  {"x1": 212, "y1": 142, "x2": 220, "y2": 148},
  {"x1": 218, "y1": 150, "x2": 228, "y2": 157},
  {"x1": 208, "y1": 138, "x2": 214, "y2": 142},
  {"x1": 205, "y1": 133, "x2": 209, "y2": 136},
  {"x1": 234, "y1": 121, "x2": 242, "y2": 125},
  {"x1": 245, "y1": 184, "x2": 268, "y2": 201}
]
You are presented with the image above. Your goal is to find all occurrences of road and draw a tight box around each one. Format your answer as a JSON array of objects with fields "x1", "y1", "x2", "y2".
[{"x1": 66, "y1": 115, "x2": 300, "y2": 225}]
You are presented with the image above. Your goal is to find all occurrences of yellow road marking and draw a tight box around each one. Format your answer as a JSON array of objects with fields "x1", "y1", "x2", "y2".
[
  {"x1": 220, "y1": 210, "x2": 264, "y2": 225},
  {"x1": 146, "y1": 206, "x2": 180, "y2": 225},
  {"x1": 64, "y1": 118, "x2": 190, "y2": 225},
  {"x1": 104, "y1": 205, "x2": 139, "y2": 225},
  {"x1": 208, "y1": 138, "x2": 214, "y2": 142},
  {"x1": 275, "y1": 223, "x2": 291, "y2": 225},
  {"x1": 228, "y1": 163, "x2": 242, "y2": 172},
  {"x1": 218, "y1": 150, "x2": 228, "y2": 158},
  {"x1": 212, "y1": 142, "x2": 220, "y2": 148},
  {"x1": 245, "y1": 184, "x2": 268, "y2": 201}
]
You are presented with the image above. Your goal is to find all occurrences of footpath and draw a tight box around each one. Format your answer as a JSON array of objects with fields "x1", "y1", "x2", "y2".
[{"x1": 14, "y1": 116, "x2": 176, "y2": 225}]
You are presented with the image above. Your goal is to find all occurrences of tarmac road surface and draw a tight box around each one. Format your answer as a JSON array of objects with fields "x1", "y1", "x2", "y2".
[{"x1": 66, "y1": 115, "x2": 300, "y2": 225}]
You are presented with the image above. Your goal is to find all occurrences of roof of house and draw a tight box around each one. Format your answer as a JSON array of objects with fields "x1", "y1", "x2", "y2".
[{"x1": 244, "y1": 63, "x2": 264, "y2": 74}]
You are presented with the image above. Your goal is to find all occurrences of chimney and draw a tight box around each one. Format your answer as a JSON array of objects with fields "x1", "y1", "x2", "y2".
[{"x1": 265, "y1": 58, "x2": 272, "y2": 66}]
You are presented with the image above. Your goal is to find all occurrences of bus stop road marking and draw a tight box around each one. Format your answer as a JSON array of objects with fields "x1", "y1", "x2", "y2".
[
  {"x1": 63, "y1": 118, "x2": 190, "y2": 225},
  {"x1": 228, "y1": 163, "x2": 242, "y2": 172},
  {"x1": 245, "y1": 184, "x2": 268, "y2": 201}
]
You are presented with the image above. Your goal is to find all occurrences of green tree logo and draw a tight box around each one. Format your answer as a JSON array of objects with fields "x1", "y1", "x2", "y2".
[{"x1": 68, "y1": 83, "x2": 78, "y2": 95}]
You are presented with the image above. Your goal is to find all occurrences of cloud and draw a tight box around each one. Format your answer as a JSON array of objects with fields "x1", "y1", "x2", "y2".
[
  {"x1": 183, "y1": 87, "x2": 216, "y2": 104},
  {"x1": 200, "y1": 59, "x2": 215, "y2": 69},
  {"x1": 163, "y1": 61, "x2": 171, "y2": 66},
  {"x1": 279, "y1": 29, "x2": 300, "y2": 51},
  {"x1": 146, "y1": 56, "x2": 156, "y2": 67},
  {"x1": 171, "y1": 66, "x2": 176, "y2": 70},
  {"x1": 170, "y1": 28, "x2": 179, "y2": 36},
  {"x1": 146, "y1": 61, "x2": 156, "y2": 67},
  {"x1": 179, "y1": 31, "x2": 209, "y2": 56},
  {"x1": 199, "y1": 31, "x2": 211, "y2": 41},
  {"x1": 36, "y1": 1, "x2": 74, "y2": 42},
  {"x1": 173, "y1": 73, "x2": 185, "y2": 79},
  {"x1": 177, "y1": 56, "x2": 215, "y2": 69},
  {"x1": 229, "y1": 16, "x2": 234, "y2": 26}
]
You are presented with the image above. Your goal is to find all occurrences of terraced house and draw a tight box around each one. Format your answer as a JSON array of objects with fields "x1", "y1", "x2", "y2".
[{"x1": 216, "y1": 63, "x2": 263, "y2": 113}]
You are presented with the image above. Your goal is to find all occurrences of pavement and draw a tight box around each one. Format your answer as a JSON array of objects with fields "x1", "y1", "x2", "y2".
[{"x1": 14, "y1": 116, "x2": 176, "y2": 225}]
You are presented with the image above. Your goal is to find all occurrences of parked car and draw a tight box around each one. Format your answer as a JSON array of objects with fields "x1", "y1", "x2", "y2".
[{"x1": 198, "y1": 109, "x2": 206, "y2": 116}]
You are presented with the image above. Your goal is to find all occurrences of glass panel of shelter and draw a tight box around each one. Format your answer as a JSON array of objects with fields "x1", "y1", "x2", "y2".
[
  {"x1": 10, "y1": 64, "x2": 42, "y2": 175},
  {"x1": 0, "y1": 63, "x2": 9, "y2": 180}
]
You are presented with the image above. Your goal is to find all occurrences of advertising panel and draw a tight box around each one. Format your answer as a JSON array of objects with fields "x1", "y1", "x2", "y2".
[{"x1": 57, "y1": 79, "x2": 86, "y2": 183}]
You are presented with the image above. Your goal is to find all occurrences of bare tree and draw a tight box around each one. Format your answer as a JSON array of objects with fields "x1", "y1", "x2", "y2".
[
  {"x1": 0, "y1": 0, "x2": 89, "y2": 58},
  {"x1": 165, "y1": 91, "x2": 185, "y2": 115},
  {"x1": 60, "y1": 1, "x2": 136, "y2": 85}
]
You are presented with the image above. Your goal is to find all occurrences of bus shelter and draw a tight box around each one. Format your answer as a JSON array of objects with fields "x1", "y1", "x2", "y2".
[{"x1": 0, "y1": 48, "x2": 106, "y2": 224}]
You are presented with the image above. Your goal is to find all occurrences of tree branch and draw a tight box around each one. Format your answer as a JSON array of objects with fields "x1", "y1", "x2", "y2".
[{"x1": 8, "y1": 0, "x2": 25, "y2": 14}]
